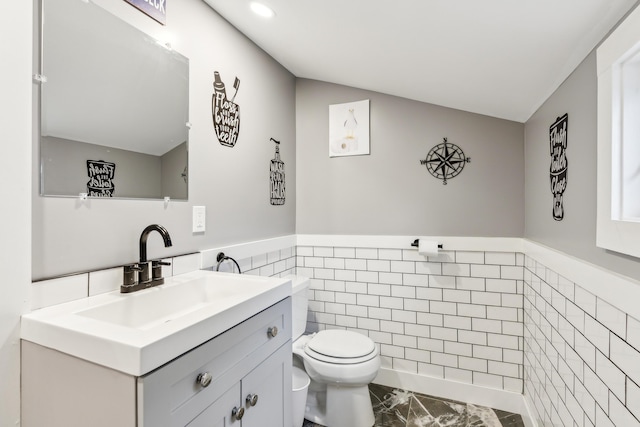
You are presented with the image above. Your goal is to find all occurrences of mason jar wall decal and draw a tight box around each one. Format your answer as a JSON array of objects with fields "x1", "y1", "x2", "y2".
[
  {"x1": 549, "y1": 114, "x2": 568, "y2": 221},
  {"x1": 211, "y1": 71, "x2": 241, "y2": 147},
  {"x1": 86, "y1": 160, "x2": 116, "y2": 197},
  {"x1": 269, "y1": 138, "x2": 285, "y2": 205}
]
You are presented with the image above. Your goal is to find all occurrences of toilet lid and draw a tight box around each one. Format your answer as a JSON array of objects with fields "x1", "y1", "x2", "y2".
[{"x1": 305, "y1": 330, "x2": 377, "y2": 363}]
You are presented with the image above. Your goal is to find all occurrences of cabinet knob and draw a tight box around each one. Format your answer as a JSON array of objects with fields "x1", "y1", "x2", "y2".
[
  {"x1": 196, "y1": 372, "x2": 212, "y2": 388},
  {"x1": 232, "y1": 406, "x2": 245, "y2": 420},
  {"x1": 267, "y1": 326, "x2": 278, "y2": 338},
  {"x1": 246, "y1": 393, "x2": 259, "y2": 406}
]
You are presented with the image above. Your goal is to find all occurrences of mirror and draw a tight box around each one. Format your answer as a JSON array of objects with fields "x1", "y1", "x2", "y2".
[{"x1": 39, "y1": 0, "x2": 189, "y2": 200}]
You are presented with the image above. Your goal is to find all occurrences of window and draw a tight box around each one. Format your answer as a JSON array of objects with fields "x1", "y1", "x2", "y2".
[
  {"x1": 597, "y1": 5, "x2": 640, "y2": 257},
  {"x1": 620, "y1": 50, "x2": 640, "y2": 220}
]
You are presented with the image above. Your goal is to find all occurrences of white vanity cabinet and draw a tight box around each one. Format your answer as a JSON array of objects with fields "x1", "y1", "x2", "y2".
[
  {"x1": 22, "y1": 298, "x2": 292, "y2": 427},
  {"x1": 187, "y1": 344, "x2": 290, "y2": 427},
  {"x1": 140, "y1": 298, "x2": 292, "y2": 426}
]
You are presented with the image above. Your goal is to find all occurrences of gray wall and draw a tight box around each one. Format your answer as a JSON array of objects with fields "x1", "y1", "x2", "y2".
[
  {"x1": 296, "y1": 79, "x2": 524, "y2": 237},
  {"x1": 32, "y1": 0, "x2": 296, "y2": 279},
  {"x1": 524, "y1": 51, "x2": 640, "y2": 280}
]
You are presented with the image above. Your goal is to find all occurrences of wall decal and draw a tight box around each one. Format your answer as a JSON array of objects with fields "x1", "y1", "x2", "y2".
[
  {"x1": 87, "y1": 160, "x2": 116, "y2": 197},
  {"x1": 269, "y1": 138, "x2": 285, "y2": 205},
  {"x1": 212, "y1": 71, "x2": 241, "y2": 147},
  {"x1": 550, "y1": 113, "x2": 568, "y2": 221},
  {"x1": 124, "y1": 0, "x2": 166, "y2": 25},
  {"x1": 420, "y1": 137, "x2": 471, "y2": 185},
  {"x1": 329, "y1": 99, "x2": 370, "y2": 157}
]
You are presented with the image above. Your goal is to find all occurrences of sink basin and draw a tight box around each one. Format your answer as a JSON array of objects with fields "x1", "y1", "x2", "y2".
[
  {"x1": 76, "y1": 274, "x2": 269, "y2": 330},
  {"x1": 21, "y1": 270, "x2": 291, "y2": 376}
]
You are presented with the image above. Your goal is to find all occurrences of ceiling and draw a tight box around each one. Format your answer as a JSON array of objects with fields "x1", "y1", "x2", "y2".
[{"x1": 203, "y1": 0, "x2": 638, "y2": 123}]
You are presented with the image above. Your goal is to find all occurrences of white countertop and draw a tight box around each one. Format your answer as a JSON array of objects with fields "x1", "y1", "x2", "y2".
[{"x1": 21, "y1": 270, "x2": 291, "y2": 376}]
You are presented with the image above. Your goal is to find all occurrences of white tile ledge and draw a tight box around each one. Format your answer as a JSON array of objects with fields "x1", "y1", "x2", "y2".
[
  {"x1": 296, "y1": 234, "x2": 523, "y2": 252},
  {"x1": 200, "y1": 235, "x2": 296, "y2": 269},
  {"x1": 30, "y1": 253, "x2": 204, "y2": 311}
]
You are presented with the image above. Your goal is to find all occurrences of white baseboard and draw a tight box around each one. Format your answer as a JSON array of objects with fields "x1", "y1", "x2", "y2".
[{"x1": 373, "y1": 368, "x2": 538, "y2": 427}]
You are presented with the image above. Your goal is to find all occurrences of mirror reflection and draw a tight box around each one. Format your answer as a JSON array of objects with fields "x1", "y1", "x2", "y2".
[{"x1": 40, "y1": 0, "x2": 189, "y2": 200}]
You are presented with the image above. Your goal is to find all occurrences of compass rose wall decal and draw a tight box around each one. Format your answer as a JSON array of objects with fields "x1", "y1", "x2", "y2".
[{"x1": 420, "y1": 138, "x2": 471, "y2": 185}]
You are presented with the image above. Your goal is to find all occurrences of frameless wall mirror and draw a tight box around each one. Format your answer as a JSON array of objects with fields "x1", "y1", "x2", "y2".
[{"x1": 39, "y1": 0, "x2": 189, "y2": 200}]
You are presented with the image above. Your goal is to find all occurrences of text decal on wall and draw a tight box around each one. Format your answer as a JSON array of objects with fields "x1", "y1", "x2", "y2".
[
  {"x1": 87, "y1": 160, "x2": 116, "y2": 197},
  {"x1": 549, "y1": 114, "x2": 568, "y2": 221},
  {"x1": 124, "y1": 0, "x2": 166, "y2": 25},
  {"x1": 212, "y1": 71, "x2": 241, "y2": 147},
  {"x1": 270, "y1": 138, "x2": 285, "y2": 205}
]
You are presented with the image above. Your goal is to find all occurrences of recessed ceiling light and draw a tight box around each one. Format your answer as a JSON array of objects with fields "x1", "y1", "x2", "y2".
[{"x1": 250, "y1": 2, "x2": 275, "y2": 18}]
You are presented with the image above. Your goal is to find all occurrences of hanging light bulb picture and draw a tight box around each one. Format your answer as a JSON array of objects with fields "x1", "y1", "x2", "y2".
[{"x1": 329, "y1": 99, "x2": 370, "y2": 157}]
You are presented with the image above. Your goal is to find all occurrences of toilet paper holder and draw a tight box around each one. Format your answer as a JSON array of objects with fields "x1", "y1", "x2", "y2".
[{"x1": 411, "y1": 239, "x2": 443, "y2": 249}]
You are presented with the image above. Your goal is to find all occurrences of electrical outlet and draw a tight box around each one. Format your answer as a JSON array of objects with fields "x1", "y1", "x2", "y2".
[{"x1": 192, "y1": 206, "x2": 206, "y2": 233}]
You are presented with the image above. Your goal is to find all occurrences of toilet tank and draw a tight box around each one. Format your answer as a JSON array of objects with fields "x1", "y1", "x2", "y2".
[{"x1": 286, "y1": 275, "x2": 310, "y2": 341}]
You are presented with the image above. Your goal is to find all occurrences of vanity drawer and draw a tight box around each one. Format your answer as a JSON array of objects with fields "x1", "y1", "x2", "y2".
[{"x1": 138, "y1": 297, "x2": 291, "y2": 426}]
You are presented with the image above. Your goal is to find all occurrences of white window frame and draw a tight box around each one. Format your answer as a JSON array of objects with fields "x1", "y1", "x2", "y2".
[{"x1": 596, "y1": 4, "x2": 640, "y2": 258}]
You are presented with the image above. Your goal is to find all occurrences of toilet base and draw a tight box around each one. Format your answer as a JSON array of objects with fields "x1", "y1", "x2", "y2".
[{"x1": 305, "y1": 381, "x2": 374, "y2": 427}]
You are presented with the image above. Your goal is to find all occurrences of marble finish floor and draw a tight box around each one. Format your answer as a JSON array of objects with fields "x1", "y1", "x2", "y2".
[{"x1": 302, "y1": 383, "x2": 525, "y2": 427}]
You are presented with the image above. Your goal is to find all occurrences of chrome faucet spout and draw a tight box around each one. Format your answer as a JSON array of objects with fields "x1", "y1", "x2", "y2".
[{"x1": 139, "y1": 224, "x2": 172, "y2": 263}]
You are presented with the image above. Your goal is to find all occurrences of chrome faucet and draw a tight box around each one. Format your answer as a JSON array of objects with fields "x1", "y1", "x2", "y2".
[{"x1": 121, "y1": 224, "x2": 173, "y2": 293}]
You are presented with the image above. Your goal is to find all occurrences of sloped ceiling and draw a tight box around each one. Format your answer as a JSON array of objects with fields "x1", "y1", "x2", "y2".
[{"x1": 203, "y1": 0, "x2": 638, "y2": 122}]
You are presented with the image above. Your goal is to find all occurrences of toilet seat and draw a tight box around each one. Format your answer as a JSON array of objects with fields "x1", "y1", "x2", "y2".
[{"x1": 304, "y1": 330, "x2": 378, "y2": 364}]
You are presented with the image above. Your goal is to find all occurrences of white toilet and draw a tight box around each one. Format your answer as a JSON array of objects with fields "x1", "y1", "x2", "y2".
[{"x1": 289, "y1": 276, "x2": 381, "y2": 427}]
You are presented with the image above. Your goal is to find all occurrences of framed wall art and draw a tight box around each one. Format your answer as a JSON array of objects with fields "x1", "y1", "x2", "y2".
[{"x1": 329, "y1": 99, "x2": 370, "y2": 157}]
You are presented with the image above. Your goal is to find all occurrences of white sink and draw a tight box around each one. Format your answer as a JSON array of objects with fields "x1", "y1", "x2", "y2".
[
  {"x1": 21, "y1": 270, "x2": 291, "y2": 376},
  {"x1": 77, "y1": 274, "x2": 271, "y2": 330}
]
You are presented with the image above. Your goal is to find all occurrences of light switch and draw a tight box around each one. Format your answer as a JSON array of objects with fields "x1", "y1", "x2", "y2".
[{"x1": 192, "y1": 206, "x2": 206, "y2": 233}]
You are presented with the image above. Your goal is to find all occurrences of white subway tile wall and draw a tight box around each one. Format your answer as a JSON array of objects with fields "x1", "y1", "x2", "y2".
[
  {"x1": 29, "y1": 237, "x2": 640, "y2": 426},
  {"x1": 296, "y1": 246, "x2": 525, "y2": 393},
  {"x1": 524, "y1": 256, "x2": 640, "y2": 427},
  {"x1": 31, "y1": 253, "x2": 209, "y2": 309},
  {"x1": 232, "y1": 246, "x2": 297, "y2": 278},
  {"x1": 88, "y1": 267, "x2": 122, "y2": 296},
  {"x1": 171, "y1": 253, "x2": 201, "y2": 276},
  {"x1": 30, "y1": 274, "x2": 88, "y2": 310}
]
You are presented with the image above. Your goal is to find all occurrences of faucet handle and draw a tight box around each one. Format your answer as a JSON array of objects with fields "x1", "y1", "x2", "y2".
[
  {"x1": 151, "y1": 259, "x2": 171, "y2": 282},
  {"x1": 123, "y1": 264, "x2": 143, "y2": 287}
]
